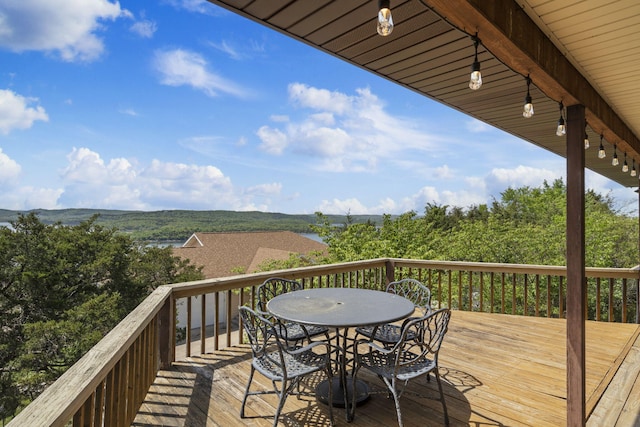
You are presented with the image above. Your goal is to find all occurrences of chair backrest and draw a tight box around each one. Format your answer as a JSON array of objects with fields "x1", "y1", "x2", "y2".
[
  {"x1": 256, "y1": 277, "x2": 304, "y2": 312},
  {"x1": 386, "y1": 278, "x2": 432, "y2": 314},
  {"x1": 238, "y1": 306, "x2": 275, "y2": 358},
  {"x1": 396, "y1": 308, "x2": 451, "y2": 366}
]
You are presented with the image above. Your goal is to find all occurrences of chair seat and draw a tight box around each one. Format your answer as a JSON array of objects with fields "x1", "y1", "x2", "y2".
[
  {"x1": 357, "y1": 350, "x2": 437, "y2": 381},
  {"x1": 254, "y1": 348, "x2": 329, "y2": 381},
  {"x1": 280, "y1": 323, "x2": 330, "y2": 343},
  {"x1": 355, "y1": 324, "x2": 414, "y2": 345}
]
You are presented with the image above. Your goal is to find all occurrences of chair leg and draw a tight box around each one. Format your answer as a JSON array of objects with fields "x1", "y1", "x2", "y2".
[
  {"x1": 240, "y1": 366, "x2": 255, "y2": 418},
  {"x1": 385, "y1": 377, "x2": 403, "y2": 427},
  {"x1": 273, "y1": 379, "x2": 291, "y2": 427},
  {"x1": 434, "y1": 369, "x2": 450, "y2": 426}
]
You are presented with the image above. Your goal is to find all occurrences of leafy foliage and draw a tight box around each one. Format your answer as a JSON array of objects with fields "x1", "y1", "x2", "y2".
[
  {"x1": 312, "y1": 179, "x2": 638, "y2": 268},
  {"x1": 0, "y1": 213, "x2": 204, "y2": 420}
]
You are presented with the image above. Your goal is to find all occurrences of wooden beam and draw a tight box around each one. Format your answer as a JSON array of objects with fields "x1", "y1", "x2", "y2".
[
  {"x1": 423, "y1": 0, "x2": 640, "y2": 160},
  {"x1": 566, "y1": 104, "x2": 587, "y2": 426}
]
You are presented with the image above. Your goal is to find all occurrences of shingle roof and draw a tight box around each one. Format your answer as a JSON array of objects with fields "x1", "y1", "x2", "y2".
[{"x1": 172, "y1": 231, "x2": 327, "y2": 279}]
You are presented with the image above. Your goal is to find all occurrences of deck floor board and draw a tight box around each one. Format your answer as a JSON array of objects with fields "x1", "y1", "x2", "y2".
[{"x1": 134, "y1": 311, "x2": 640, "y2": 426}]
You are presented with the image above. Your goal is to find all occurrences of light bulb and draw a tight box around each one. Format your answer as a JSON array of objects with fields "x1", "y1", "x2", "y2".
[
  {"x1": 612, "y1": 151, "x2": 619, "y2": 166},
  {"x1": 623, "y1": 160, "x2": 629, "y2": 173},
  {"x1": 598, "y1": 146, "x2": 606, "y2": 159},
  {"x1": 469, "y1": 67, "x2": 482, "y2": 90},
  {"x1": 469, "y1": 36, "x2": 482, "y2": 90},
  {"x1": 377, "y1": 1, "x2": 393, "y2": 37},
  {"x1": 556, "y1": 102, "x2": 566, "y2": 136},
  {"x1": 523, "y1": 97, "x2": 534, "y2": 118},
  {"x1": 584, "y1": 133, "x2": 589, "y2": 149}
]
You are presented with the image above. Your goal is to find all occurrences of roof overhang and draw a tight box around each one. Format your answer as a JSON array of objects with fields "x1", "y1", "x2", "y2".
[{"x1": 207, "y1": 0, "x2": 640, "y2": 188}]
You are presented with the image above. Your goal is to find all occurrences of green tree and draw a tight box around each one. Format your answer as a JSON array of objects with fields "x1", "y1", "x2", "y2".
[{"x1": 0, "y1": 214, "x2": 204, "y2": 420}]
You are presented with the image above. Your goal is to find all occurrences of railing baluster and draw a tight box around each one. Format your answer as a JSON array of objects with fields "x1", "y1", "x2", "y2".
[
  {"x1": 547, "y1": 275, "x2": 552, "y2": 318},
  {"x1": 214, "y1": 292, "x2": 220, "y2": 351},
  {"x1": 468, "y1": 271, "x2": 473, "y2": 311},
  {"x1": 186, "y1": 297, "x2": 191, "y2": 357},
  {"x1": 490, "y1": 272, "x2": 495, "y2": 313},
  {"x1": 226, "y1": 289, "x2": 232, "y2": 348},
  {"x1": 201, "y1": 293, "x2": 206, "y2": 354},
  {"x1": 501, "y1": 272, "x2": 506, "y2": 314},
  {"x1": 535, "y1": 274, "x2": 540, "y2": 317},
  {"x1": 596, "y1": 277, "x2": 601, "y2": 321},
  {"x1": 559, "y1": 276, "x2": 565, "y2": 318},
  {"x1": 623, "y1": 278, "x2": 628, "y2": 323},
  {"x1": 512, "y1": 273, "x2": 517, "y2": 315},
  {"x1": 479, "y1": 272, "x2": 484, "y2": 312}
]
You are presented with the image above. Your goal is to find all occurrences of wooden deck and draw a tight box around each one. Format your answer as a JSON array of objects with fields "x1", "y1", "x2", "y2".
[{"x1": 133, "y1": 311, "x2": 640, "y2": 426}]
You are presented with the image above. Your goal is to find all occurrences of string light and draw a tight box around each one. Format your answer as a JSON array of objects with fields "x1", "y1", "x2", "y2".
[
  {"x1": 622, "y1": 152, "x2": 629, "y2": 172},
  {"x1": 584, "y1": 125, "x2": 589, "y2": 149},
  {"x1": 469, "y1": 34, "x2": 482, "y2": 90},
  {"x1": 523, "y1": 76, "x2": 534, "y2": 118},
  {"x1": 376, "y1": 0, "x2": 393, "y2": 36},
  {"x1": 556, "y1": 102, "x2": 566, "y2": 136},
  {"x1": 632, "y1": 159, "x2": 637, "y2": 177},
  {"x1": 598, "y1": 134, "x2": 606, "y2": 159},
  {"x1": 612, "y1": 144, "x2": 619, "y2": 166}
]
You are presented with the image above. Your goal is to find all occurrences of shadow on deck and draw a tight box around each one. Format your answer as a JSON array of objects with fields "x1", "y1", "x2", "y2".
[{"x1": 134, "y1": 311, "x2": 640, "y2": 426}]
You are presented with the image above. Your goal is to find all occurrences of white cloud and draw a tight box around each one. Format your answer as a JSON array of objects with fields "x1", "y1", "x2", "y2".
[
  {"x1": 314, "y1": 165, "x2": 569, "y2": 215},
  {"x1": 434, "y1": 165, "x2": 454, "y2": 179},
  {"x1": 0, "y1": 150, "x2": 62, "y2": 209},
  {"x1": 53, "y1": 147, "x2": 275, "y2": 211},
  {"x1": 153, "y1": 48, "x2": 249, "y2": 97},
  {"x1": 316, "y1": 198, "x2": 370, "y2": 215},
  {"x1": 119, "y1": 108, "x2": 138, "y2": 116},
  {"x1": 465, "y1": 119, "x2": 492, "y2": 133},
  {"x1": 208, "y1": 40, "x2": 243, "y2": 60},
  {"x1": 246, "y1": 182, "x2": 282, "y2": 196},
  {"x1": 256, "y1": 83, "x2": 435, "y2": 172},
  {"x1": 0, "y1": 89, "x2": 48, "y2": 134},
  {"x1": 0, "y1": 148, "x2": 21, "y2": 183},
  {"x1": 130, "y1": 19, "x2": 157, "y2": 38},
  {"x1": 167, "y1": 0, "x2": 218, "y2": 15},
  {"x1": 0, "y1": 0, "x2": 127, "y2": 62},
  {"x1": 256, "y1": 126, "x2": 288, "y2": 155},
  {"x1": 485, "y1": 165, "x2": 561, "y2": 195}
]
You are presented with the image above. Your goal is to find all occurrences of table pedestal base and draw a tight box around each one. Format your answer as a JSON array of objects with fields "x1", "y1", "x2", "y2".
[{"x1": 316, "y1": 377, "x2": 370, "y2": 408}]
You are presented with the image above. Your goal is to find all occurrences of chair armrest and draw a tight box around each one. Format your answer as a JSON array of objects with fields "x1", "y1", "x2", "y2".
[
  {"x1": 353, "y1": 338, "x2": 392, "y2": 355},
  {"x1": 285, "y1": 340, "x2": 332, "y2": 356}
]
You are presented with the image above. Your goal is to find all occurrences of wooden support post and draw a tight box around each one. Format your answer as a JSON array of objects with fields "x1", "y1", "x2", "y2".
[
  {"x1": 385, "y1": 259, "x2": 395, "y2": 285},
  {"x1": 566, "y1": 104, "x2": 586, "y2": 426},
  {"x1": 158, "y1": 293, "x2": 174, "y2": 369}
]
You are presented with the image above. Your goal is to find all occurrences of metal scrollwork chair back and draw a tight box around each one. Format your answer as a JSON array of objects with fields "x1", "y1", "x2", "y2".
[
  {"x1": 257, "y1": 277, "x2": 330, "y2": 346},
  {"x1": 350, "y1": 308, "x2": 451, "y2": 427},
  {"x1": 355, "y1": 278, "x2": 432, "y2": 347},
  {"x1": 238, "y1": 306, "x2": 334, "y2": 427}
]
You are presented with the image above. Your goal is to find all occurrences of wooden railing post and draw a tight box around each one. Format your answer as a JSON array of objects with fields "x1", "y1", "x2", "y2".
[
  {"x1": 385, "y1": 259, "x2": 395, "y2": 285},
  {"x1": 158, "y1": 293, "x2": 174, "y2": 369}
]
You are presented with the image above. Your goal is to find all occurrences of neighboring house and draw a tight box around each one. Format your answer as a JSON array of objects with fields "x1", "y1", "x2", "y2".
[{"x1": 172, "y1": 231, "x2": 327, "y2": 331}]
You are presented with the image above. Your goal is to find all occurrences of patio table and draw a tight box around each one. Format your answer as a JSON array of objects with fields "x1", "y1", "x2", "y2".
[{"x1": 266, "y1": 287, "x2": 415, "y2": 422}]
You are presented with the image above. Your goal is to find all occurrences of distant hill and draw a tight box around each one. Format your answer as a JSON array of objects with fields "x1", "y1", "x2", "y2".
[{"x1": 0, "y1": 209, "x2": 383, "y2": 242}]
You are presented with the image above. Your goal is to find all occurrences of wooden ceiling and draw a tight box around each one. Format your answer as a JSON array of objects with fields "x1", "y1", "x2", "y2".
[{"x1": 207, "y1": 0, "x2": 640, "y2": 188}]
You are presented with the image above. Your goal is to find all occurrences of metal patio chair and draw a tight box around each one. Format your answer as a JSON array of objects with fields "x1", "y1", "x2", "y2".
[
  {"x1": 350, "y1": 308, "x2": 451, "y2": 427},
  {"x1": 257, "y1": 277, "x2": 331, "y2": 346},
  {"x1": 355, "y1": 278, "x2": 432, "y2": 347},
  {"x1": 238, "y1": 306, "x2": 334, "y2": 427}
]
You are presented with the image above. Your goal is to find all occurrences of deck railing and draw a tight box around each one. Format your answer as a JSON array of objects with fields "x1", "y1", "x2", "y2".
[{"x1": 8, "y1": 258, "x2": 639, "y2": 426}]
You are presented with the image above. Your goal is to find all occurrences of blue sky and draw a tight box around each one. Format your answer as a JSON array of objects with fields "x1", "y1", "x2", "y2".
[{"x1": 0, "y1": 0, "x2": 637, "y2": 215}]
